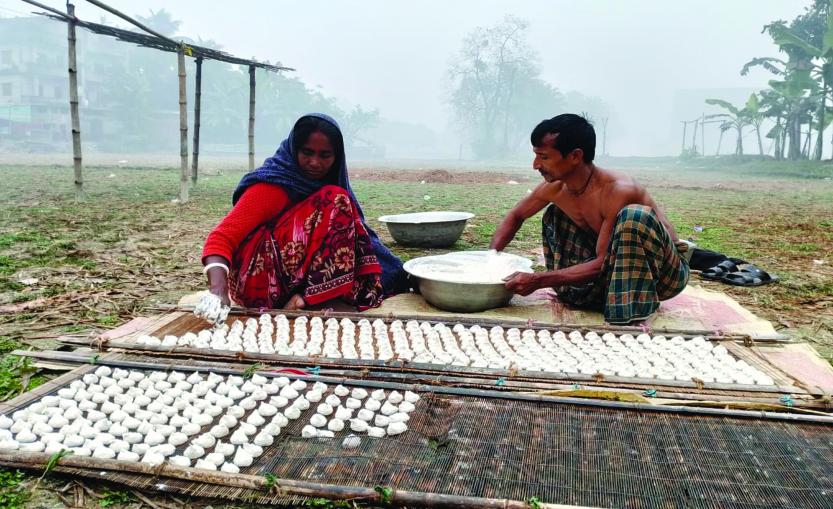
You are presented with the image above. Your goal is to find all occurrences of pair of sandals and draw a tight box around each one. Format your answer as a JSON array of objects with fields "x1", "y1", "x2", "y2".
[{"x1": 700, "y1": 260, "x2": 779, "y2": 287}]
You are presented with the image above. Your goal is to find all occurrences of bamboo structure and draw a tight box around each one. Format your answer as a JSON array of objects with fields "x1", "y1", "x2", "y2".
[
  {"x1": 178, "y1": 49, "x2": 189, "y2": 203},
  {"x1": 0, "y1": 452, "x2": 588, "y2": 509},
  {"x1": 248, "y1": 64, "x2": 256, "y2": 170},
  {"x1": 23, "y1": 0, "x2": 292, "y2": 199},
  {"x1": 191, "y1": 57, "x2": 203, "y2": 185},
  {"x1": 66, "y1": 3, "x2": 83, "y2": 200}
]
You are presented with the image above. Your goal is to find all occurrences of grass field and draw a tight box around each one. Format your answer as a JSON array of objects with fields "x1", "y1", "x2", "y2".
[{"x1": 0, "y1": 156, "x2": 832, "y2": 506}]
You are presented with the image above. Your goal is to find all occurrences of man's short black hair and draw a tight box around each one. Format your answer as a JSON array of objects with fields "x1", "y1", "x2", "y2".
[{"x1": 531, "y1": 114, "x2": 596, "y2": 163}]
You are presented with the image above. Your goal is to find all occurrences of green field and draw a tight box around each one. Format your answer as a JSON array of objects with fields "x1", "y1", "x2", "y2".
[{"x1": 1, "y1": 159, "x2": 832, "y2": 371}]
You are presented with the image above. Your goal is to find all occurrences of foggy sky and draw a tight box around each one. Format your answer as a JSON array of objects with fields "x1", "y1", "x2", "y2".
[{"x1": 0, "y1": 0, "x2": 808, "y2": 156}]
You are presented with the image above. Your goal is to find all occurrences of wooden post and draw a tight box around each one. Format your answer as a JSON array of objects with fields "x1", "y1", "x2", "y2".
[
  {"x1": 191, "y1": 56, "x2": 203, "y2": 186},
  {"x1": 248, "y1": 64, "x2": 256, "y2": 170},
  {"x1": 680, "y1": 121, "x2": 687, "y2": 155},
  {"x1": 66, "y1": 2, "x2": 84, "y2": 200},
  {"x1": 178, "y1": 48, "x2": 189, "y2": 203},
  {"x1": 700, "y1": 112, "x2": 705, "y2": 156}
]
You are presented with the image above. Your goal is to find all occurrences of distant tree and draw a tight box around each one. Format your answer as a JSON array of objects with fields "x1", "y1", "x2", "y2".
[
  {"x1": 135, "y1": 9, "x2": 181, "y2": 37},
  {"x1": 447, "y1": 16, "x2": 564, "y2": 159},
  {"x1": 341, "y1": 105, "x2": 381, "y2": 148}
]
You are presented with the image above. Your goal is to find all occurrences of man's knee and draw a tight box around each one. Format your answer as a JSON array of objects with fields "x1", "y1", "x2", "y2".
[{"x1": 615, "y1": 205, "x2": 657, "y2": 231}]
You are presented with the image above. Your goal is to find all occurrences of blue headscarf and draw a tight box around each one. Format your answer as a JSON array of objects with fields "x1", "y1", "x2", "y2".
[{"x1": 232, "y1": 113, "x2": 409, "y2": 295}]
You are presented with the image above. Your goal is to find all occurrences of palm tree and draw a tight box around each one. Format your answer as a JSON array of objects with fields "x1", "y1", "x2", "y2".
[{"x1": 705, "y1": 99, "x2": 750, "y2": 156}]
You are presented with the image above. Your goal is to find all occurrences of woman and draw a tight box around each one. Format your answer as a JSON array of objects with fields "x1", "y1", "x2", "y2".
[{"x1": 202, "y1": 113, "x2": 408, "y2": 311}]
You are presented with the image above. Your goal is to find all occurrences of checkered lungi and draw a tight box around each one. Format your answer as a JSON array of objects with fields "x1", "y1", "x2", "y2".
[{"x1": 542, "y1": 204, "x2": 689, "y2": 324}]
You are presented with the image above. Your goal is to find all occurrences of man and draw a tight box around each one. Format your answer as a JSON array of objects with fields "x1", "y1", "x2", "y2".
[{"x1": 491, "y1": 114, "x2": 689, "y2": 324}]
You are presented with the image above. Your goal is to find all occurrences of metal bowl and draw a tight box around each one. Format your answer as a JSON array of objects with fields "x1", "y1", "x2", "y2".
[
  {"x1": 378, "y1": 211, "x2": 474, "y2": 248},
  {"x1": 403, "y1": 251, "x2": 534, "y2": 312}
]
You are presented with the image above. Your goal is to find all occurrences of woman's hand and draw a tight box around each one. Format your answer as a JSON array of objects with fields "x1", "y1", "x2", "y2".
[{"x1": 204, "y1": 256, "x2": 231, "y2": 307}]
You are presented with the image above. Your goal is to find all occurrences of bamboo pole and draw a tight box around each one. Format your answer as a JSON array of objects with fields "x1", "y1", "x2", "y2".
[
  {"x1": 0, "y1": 452, "x2": 592, "y2": 509},
  {"x1": 191, "y1": 56, "x2": 203, "y2": 186},
  {"x1": 178, "y1": 49, "x2": 189, "y2": 203},
  {"x1": 248, "y1": 64, "x2": 256, "y2": 170},
  {"x1": 67, "y1": 3, "x2": 84, "y2": 201}
]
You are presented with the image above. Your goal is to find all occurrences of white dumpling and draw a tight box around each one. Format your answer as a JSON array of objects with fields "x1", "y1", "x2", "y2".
[
  {"x1": 301, "y1": 425, "x2": 318, "y2": 438},
  {"x1": 334, "y1": 406, "x2": 353, "y2": 420},
  {"x1": 387, "y1": 422, "x2": 407, "y2": 436},
  {"x1": 370, "y1": 389, "x2": 386, "y2": 401},
  {"x1": 292, "y1": 397, "x2": 311, "y2": 411},
  {"x1": 279, "y1": 386, "x2": 299, "y2": 399},
  {"x1": 117, "y1": 450, "x2": 140, "y2": 462},
  {"x1": 344, "y1": 398, "x2": 362, "y2": 410},
  {"x1": 333, "y1": 385, "x2": 350, "y2": 397},
  {"x1": 389, "y1": 412, "x2": 409, "y2": 423},
  {"x1": 246, "y1": 413, "x2": 266, "y2": 427},
  {"x1": 325, "y1": 394, "x2": 341, "y2": 407},
  {"x1": 327, "y1": 419, "x2": 345, "y2": 432},
  {"x1": 404, "y1": 391, "x2": 420, "y2": 403},
  {"x1": 257, "y1": 403, "x2": 278, "y2": 417},
  {"x1": 195, "y1": 459, "x2": 217, "y2": 470},
  {"x1": 398, "y1": 401, "x2": 416, "y2": 414},
  {"x1": 310, "y1": 414, "x2": 327, "y2": 428},
  {"x1": 220, "y1": 462, "x2": 240, "y2": 473},
  {"x1": 387, "y1": 391, "x2": 403, "y2": 404},
  {"x1": 357, "y1": 409, "x2": 374, "y2": 422},
  {"x1": 253, "y1": 433, "x2": 273, "y2": 447},
  {"x1": 316, "y1": 403, "x2": 333, "y2": 416},
  {"x1": 284, "y1": 407, "x2": 301, "y2": 420},
  {"x1": 184, "y1": 444, "x2": 205, "y2": 459},
  {"x1": 350, "y1": 388, "x2": 368, "y2": 400},
  {"x1": 272, "y1": 414, "x2": 289, "y2": 427},
  {"x1": 350, "y1": 419, "x2": 369, "y2": 433},
  {"x1": 374, "y1": 415, "x2": 390, "y2": 427},
  {"x1": 380, "y1": 402, "x2": 398, "y2": 416},
  {"x1": 290, "y1": 380, "x2": 307, "y2": 391},
  {"x1": 233, "y1": 449, "x2": 253, "y2": 467},
  {"x1": 364, "y1": 400, "x2": 382, "y2": 412},
  {"x1": 304, "y1": 390, "x2": 323, "y2": 403},
  {"x1": 168, "y1": 455, "x2": 190, "y2": 467},
  {"x1": 367, "y1": 427, "x2": 386, "y2": 438}
]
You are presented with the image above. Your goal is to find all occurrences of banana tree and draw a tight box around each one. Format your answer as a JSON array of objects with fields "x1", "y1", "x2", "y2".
[
  {"x1": 705, "y1": 99, "x2": 750, "y2": 156},
  {"x1": 744, "y1": 93, "x2": 766, "y2": 157},
  {"x1": 760, "y1": 9, "x2": 833, "y2": 160}
]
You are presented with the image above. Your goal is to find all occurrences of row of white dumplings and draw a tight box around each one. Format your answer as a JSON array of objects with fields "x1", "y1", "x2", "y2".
[
  {"x1": 140, "y1": 315, "x2": 774, "y2": 385},
  {"x1": 0, "y1": 366, "x2": 419, "y2": 473}
]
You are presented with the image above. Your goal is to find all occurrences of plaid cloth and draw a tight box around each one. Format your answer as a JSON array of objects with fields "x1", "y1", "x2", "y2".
[{"x1": 542, "y1": 204, "x2": 689, "y2": 324}]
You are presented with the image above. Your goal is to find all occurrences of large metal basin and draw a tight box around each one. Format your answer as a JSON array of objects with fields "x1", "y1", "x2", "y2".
[
  {"x1": 378, "y1": 211, "x2": 474, "y2": 248},
  {"x1": 403, "y1": 251, "x2": 534, "y2": 312}
]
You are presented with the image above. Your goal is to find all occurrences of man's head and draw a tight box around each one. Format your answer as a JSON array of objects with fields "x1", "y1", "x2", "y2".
[{"x1": 530, "y1": 114, "x2": 596, "y2": 182}]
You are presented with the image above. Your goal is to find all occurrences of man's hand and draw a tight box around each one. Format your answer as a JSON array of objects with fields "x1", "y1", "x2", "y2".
[{"x1": 502, "y1": 271, "x2": 541, "y2": 296}]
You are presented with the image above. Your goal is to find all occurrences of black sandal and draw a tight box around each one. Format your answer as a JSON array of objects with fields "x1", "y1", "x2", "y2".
[
  {"x1": 700, "y1": 260, "x2": 738, "y2": 280},
  {"x1": 721, "y1": 265, "x2": 779, "y2": 287}
]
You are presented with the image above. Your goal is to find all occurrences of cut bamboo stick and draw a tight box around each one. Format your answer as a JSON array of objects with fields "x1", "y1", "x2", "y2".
[
  {"x1": 248, "y1": 64, "x2": 256, "y2": 170},
  {"x1": 191, "y1": 56, "x2": 203, "y2": 185}
]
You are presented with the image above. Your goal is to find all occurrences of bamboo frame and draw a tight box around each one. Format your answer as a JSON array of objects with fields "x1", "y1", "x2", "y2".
[
  {"x1": 67, "y1": 2, "x2": 83, "y2": 200},
  {"x1": 10, "y1": 350, "x2": 833, "y2": 424},
  {"x1": 0, "y1": 452, "x2": 593, "y2": 509},
  {"x1": 56, "y1": 336, "x2": 812, "y2": 397},
  {"x1": 178, "y1": 49, "x2": 189, "y2": 203}
]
